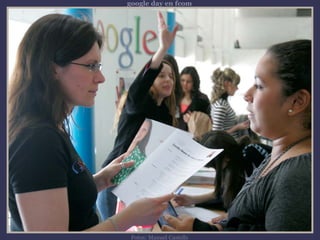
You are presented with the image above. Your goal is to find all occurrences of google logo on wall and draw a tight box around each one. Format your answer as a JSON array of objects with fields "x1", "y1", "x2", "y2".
[{"x1": 96, "y1": 16, "x2": 158, "y2": 69}]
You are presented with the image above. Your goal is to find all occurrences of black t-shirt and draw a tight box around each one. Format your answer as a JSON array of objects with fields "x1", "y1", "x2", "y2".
[{"x1": 9, "y1": 124, "x2": 98, "y2": 231}]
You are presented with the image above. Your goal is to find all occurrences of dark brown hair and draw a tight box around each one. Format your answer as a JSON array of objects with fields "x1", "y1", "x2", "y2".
[
  {"x1": 267, "y1": 39, "x2": 311, "y2": 129},
  {"x1": 198, "y1": 130, "x2": 245, "y2": 209},
  {"x1": 9, "y1": 14, "x2": 103, "y2": 143}
]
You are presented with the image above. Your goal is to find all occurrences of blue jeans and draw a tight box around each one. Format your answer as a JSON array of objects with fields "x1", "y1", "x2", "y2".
[{"x1": 96, "y1": 186, "x2": 117, "y2": 221}]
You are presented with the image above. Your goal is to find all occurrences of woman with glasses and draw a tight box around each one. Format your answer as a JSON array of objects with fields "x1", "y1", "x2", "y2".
[{"x1": 8, "y1": 12, "x2": 176, "y2": 232}]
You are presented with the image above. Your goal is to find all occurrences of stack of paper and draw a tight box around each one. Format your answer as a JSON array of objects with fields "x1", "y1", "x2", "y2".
[
  {"x1": 173, "y1": 186, "x2": 221, "y2": 223},
  {"x1": 175, "y1": 206, "x2": 220, "y2": 222},
  {"x1": 183, "y1": 167, "x2": 216, "y2": 185}
]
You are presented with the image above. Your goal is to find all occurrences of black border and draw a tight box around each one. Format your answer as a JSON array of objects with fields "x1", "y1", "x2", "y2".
[{"x1": 2, "y1": 0, "x2": 319, "y2": 240}]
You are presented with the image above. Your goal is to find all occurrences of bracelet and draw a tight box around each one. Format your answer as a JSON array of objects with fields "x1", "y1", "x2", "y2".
[{"x1": 109, "y1": 216, "x2": 119, "y2": 231}]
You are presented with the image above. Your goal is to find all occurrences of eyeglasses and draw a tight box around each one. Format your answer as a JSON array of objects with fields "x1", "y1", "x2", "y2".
[{"x1": 70, "y1": 62, "x2": 102, "y2": 72}]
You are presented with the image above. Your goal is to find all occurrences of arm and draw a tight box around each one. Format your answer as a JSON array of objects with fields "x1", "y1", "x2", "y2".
[
  {"x1": 211, "y1": 103, "x2": 227, "y2": 130},
  {"x1": 86, "y1": 193, "x2": 174, "y2": 231},
  {"x1": 173, "y1": 191, "x2": 215, "y2": 206},
  {"x1": 212, "y1": 101, "x2": 249, "y2": 134},
  {"x1": 93, "y1": 153, "x2": 134, "y2": 192},
  {"x1": 16, "y1": 188, "x2": 69, "y2": 231},
  {"x1": 17, "y1": 189, "x2": 174, "y2": 231},
  {"x1": 150, "y1": 11, "x2": 179, "y2": 70},
  {"x1": 226, "y1": 120, "x2": 250, "y2": 134}
]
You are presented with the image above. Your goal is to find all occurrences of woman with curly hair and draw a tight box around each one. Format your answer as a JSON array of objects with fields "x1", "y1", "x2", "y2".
[{"x1": 210, "y1": 67, "x2": 249, "y2": 139}]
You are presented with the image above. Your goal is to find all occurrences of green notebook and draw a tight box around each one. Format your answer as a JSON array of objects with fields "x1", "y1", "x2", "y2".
[{"x1": 112, "y1": 146, "x2": 146, "y2": 184}]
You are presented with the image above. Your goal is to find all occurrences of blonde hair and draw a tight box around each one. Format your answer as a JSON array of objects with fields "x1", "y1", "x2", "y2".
[
  {"x1": 211, "y1": 67, "x2": 240, "y2": 103},
  {"x1": 187, "y1": 111, "x2": 212, "y2": 140},
  {"x1": 112, "y1": 91, "x2": 128, "y2": 132}
]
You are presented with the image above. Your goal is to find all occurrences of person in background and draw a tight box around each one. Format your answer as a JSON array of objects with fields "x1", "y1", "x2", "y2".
[
  {"x1": 96, "y1": 12, "x2": 179, "y2": 221},
  {"x1": 173, "y1": 129, "x2": 270, "y2": 225},
  {"x1": 238, "y1": 129, "x2": 272, "y2": 177},
  {"x1": 8, "y1": 12, "x2": 175, "y2": 232},
  {"x1": 163, "y1": 39, "x2": 312, "y2": 231},
  {"x1": 236, "y1": 113, "x2": 272, "y2": 177},
  {"x1": 177, "y1": 66, "x2": 211, "y2": 131},
  {"x1": 111, "y1": 119, "x2": 152, "y2": 185},
  {"x1": 173, "y1": 130, "x2": 245, "y2": 212},
  {"x1": 210, "y1": 67, "x2": 249, "y2": 139},
  {"x1": 187, "y1": 111, "x2": 212, "y2": 141}
]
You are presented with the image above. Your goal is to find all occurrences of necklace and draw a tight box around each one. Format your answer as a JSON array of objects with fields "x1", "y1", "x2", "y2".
[{"x1": 259, "y1": 135, "x2": 311, "y2": 178}]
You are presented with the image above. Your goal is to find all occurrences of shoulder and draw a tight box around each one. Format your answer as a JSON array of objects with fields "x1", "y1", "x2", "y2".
[
  {"x1": 212, "y1": 99, "x2": 228, "y2": 111},
  {"x1": 10, "y1": 124, "x2": 69, "y2": 163},
  {"x1": 28, "y1": 125, "x2": 66, "y2": 146},
  {"x1": 283, "y1": 153, "x2": 311, "y2": 173},
  {"x1": 274, "y1": 153, "x2": 311, "y2": 188},
  {"x1": 9, "y1": 125, "x2": 71, "y2": 193},
  {"x1": 196, "y1": 92, "x2": 210, "y2": 101},
  {"x1": 213, "y1": 98, "x2": 228, "y2": 106},
  {"x1": 12, "y1": 124, "x2": 63, "y2": 144},
  {"x1": 266, "y1": 153, "x2": 311, "y2": 230}
]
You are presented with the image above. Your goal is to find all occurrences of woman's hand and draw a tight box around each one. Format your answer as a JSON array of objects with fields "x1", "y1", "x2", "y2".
[
  {"x1": 182, "y1": 111, "x2": 192, "y2": 123},
  {"x1": 211, "y1": 213, "x2": 227, "y2": 224},
  {"x1": 114, "y1": 193, "x2": 174, "y2": 229},
  {"x1": 93, "y1": 153, "x2": 135, "y2": 191},
  {"x1": 237, "y1": 120, "x2": 250, "y2": 130},
  {"x1": 173, "y1": 194, "x2": 195, "y2": 206},
  {"x1": 157, "y1": 11, "x2": 179, "y2": 51},
  {"x1": 227, "y1": 120, "x2": 250, "y2": 134},
  {"x1": 161, "y1": 214, "x2": 195, "y2": 231},
  {"x1": 150, "y1": 11, "x2": 179, "y2": 69}
]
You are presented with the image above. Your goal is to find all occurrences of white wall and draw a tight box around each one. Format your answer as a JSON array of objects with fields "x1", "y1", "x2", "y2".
[
  {"x1": 8, "y1": 8, "x2": 66, "y2": 79},
  {"x1": 235, "y1": 17, "x2": 313, "y2": 49}
]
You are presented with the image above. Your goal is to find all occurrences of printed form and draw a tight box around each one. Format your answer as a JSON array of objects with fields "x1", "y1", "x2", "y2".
[{"x1": 112, "y1": 120, "x2": 223, "y2": 205}]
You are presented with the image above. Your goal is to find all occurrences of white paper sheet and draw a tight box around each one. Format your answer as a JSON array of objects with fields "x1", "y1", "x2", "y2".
[
  {"x1": 177, "y1": 185, "x2": 214, "y2": 196},
  {"x1": 112, "y1": 119, "x2": 223, "y2": 205},
  {"x1": 175, "y1": 206, "x2": 221, "y2": 222}
]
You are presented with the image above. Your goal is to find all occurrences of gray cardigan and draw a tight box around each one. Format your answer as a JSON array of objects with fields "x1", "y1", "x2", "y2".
[{"x1": 193, "y1": 153, "x2": 311, "y2": 231}]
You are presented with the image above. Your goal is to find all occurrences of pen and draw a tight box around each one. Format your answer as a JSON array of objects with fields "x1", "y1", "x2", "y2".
[{"x1": 175, "y1": 187, "x2": 184, "y2": 195}]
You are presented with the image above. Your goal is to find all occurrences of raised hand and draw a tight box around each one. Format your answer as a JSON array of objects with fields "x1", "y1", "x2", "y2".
[
  {"x1": 151, "y1": 11, "x2": 179, "y2": 69},
  {"x1": 157, "y1": 11, "x2": 179, "y2": 51}
]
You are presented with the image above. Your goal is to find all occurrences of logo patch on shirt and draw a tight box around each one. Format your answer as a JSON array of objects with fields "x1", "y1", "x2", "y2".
[{"x1": 72, "y1": 160, "x2": 86, "y2": 174}]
